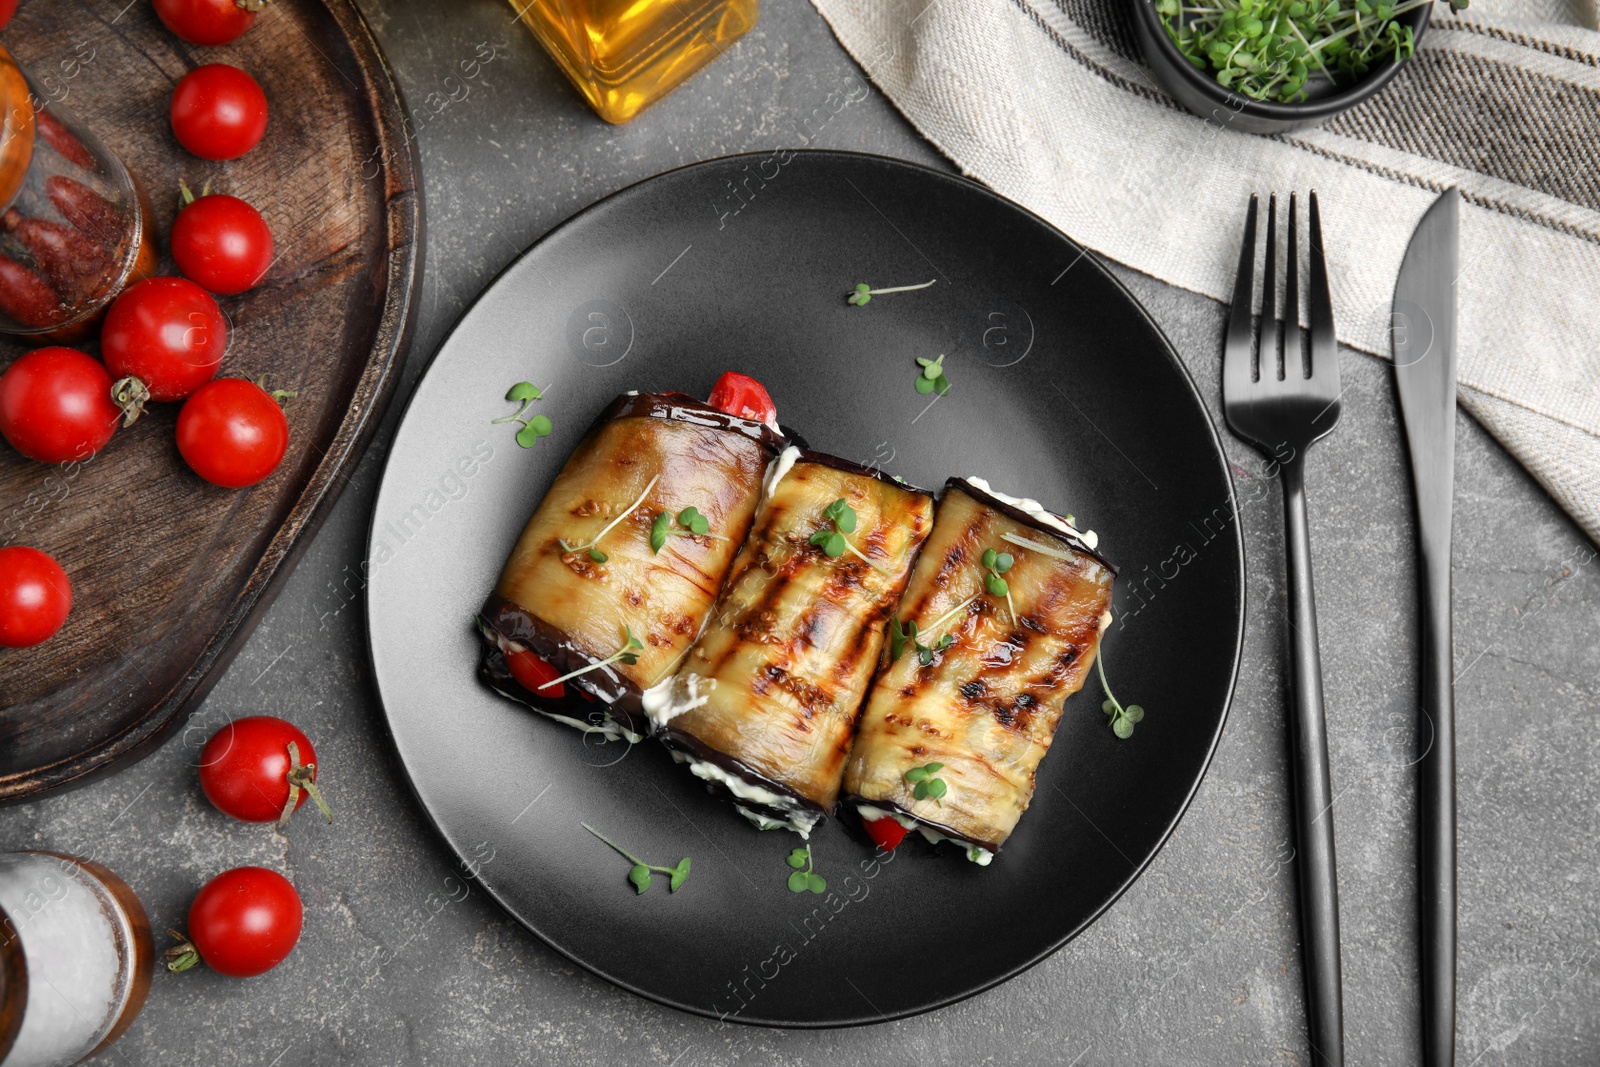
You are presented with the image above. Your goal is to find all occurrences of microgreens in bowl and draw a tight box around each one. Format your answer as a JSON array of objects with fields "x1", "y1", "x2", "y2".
[{"x1": 1156, "y1": 0, "x2": 1464, "y2": 103}]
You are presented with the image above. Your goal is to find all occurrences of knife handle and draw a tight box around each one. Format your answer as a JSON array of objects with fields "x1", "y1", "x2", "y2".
[
  {"x1": 1418, "y1": 544, "x2": 1457, "y2": 1067},
  {"x1": 1280, "y1": 459, "x2": 1345, "y2": 1067}
]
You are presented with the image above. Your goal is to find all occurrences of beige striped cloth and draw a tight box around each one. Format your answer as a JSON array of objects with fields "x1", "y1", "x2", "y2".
[{"x1": 811, "y1": 0, "x2": 1600, "y2": 542}]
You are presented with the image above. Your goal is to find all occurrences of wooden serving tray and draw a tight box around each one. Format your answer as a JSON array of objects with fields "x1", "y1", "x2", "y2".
[{"x1": 0, "y1": 0, "x2": 421, "y2": 801}]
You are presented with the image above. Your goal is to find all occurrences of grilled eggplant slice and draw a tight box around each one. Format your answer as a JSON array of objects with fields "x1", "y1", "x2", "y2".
[
  {"x1": 842, "y1": 478, "x2": 1116, "y2": 863},
  {"x1": 645, "y1": 448, "x2": 934, "y2": 836},
  {"x1": 478, "y1": 392, "x2": 783, "y2": 740}
]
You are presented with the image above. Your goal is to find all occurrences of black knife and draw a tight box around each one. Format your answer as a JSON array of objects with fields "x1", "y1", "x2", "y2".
[{"x1": 1392, "y1": 188, "x2": 1460, "y2": 1067}]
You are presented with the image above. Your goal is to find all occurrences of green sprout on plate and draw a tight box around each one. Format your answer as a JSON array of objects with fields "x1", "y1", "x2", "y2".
[
  {"x1": 785, "y1": 844, "x2": 826, "y2": 894},
  {"x1": 492, "y1": 382, "x2": 552, "y2": 447},
  {"x1": 915, "y1": 353, "x2": 951, "y2": 396},
  {"x1": 1097, "y1": 648, "x2": 1146, "y2": 739},
  {"x1": 582, "y1": 823, "x2": 691, "y2": 894},
  {"x1": 847, "y1": 278, "x2": 936, "y2": 306},
  {"x1": 905, "y1": 762, "x2": 948, "y2": 804}
]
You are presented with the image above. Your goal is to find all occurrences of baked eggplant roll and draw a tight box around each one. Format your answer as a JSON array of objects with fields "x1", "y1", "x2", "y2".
[
  {"x1": 644, "y1": 448, "x2": 935, "y2": 836},
  {"x1": 842, "y1": 477, "x2": 1116, "y2": 864},
  {"x1": 478, "y1": 391, "x2": 784, "y2": 741}
]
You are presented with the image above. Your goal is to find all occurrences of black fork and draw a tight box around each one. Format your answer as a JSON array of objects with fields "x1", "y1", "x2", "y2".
[{"x1": 1222, "y1": 192, "x2": 1344, "y2": 1067}]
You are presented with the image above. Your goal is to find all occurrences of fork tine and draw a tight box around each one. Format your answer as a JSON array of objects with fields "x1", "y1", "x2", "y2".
[
  {"x1": 1224, "y1": 194, "x2": 1259, "y2": 398},
  {"x1": 1261, "y1": 193, "x2": 1279, "y2": 381},
  {"x1": 1286, "y1": 192, "x2": 1303, "y2": 379},
  {"x1": 1307, "y1": 191, "x2": 1338, "y2": 387}
]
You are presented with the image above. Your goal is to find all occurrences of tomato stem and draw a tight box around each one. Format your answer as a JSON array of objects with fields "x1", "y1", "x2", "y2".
[
  {"x1": 163, "y1": 928, "x2": 201, "y2": 973},
  {"x1": 279, "y1": 740, "x2": 333, "y2": 828},
  {"x1": 110, "y1": 376, "x2": 150, "y2": 427}
]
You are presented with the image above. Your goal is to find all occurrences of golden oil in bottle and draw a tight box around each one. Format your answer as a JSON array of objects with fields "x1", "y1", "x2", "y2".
[{"x1": 509, "y1": 0, "x2": 757, "y2": 124}]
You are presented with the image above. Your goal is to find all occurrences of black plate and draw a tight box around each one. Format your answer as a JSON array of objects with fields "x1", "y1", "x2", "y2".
[{"x1": 367, "y1": 151, "x2": 1244, "y2": 1027}]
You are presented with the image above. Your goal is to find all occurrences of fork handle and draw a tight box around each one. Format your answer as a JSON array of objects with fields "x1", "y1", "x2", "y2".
[{"x1": 1281, "y1": 457, "x2": 1345, "y2": 1067}]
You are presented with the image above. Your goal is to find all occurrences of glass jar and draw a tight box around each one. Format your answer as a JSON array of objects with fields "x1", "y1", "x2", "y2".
[
  {"x1": 510, "y1": 0, "x2": 758, "y2": 124},
  {"x1": 0, "y1": 43, "x2": 157, "y2": 341},
  {"x1": 0, "y1": 852, "x2": 153, "y2": 1067}
]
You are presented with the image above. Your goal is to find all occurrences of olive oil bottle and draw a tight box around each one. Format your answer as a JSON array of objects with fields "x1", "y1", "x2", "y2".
[{"x1": 509, "y1": 0, "x2": 758, "y2": 124}]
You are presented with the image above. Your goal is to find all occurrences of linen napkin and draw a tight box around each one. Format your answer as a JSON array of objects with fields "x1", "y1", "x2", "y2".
[{"x1": 810, "y1": 0, "x2": 1600, "y2": 543}]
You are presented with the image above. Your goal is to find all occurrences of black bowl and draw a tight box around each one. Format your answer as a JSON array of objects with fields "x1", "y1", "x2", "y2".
[{"x1": 1131, "y1": 0, "x2": 1430, "y2": 134}]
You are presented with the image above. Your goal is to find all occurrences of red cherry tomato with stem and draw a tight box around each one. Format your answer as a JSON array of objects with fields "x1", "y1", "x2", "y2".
[
  {"x1": 177, "y1": 377, "x2": 291, "y2": 488},
  {"x1": 706, "y1": 371, "x2": 777, "y2": 428},
  {"x1": 0, "y1": 347, "x2": 119, "y2": 463},
  {"x1": 505, "y1": 646, "x2": 566, "y2": 699},
  {"x1": 170, "y1": 64, "x2": 268, "y2": 161},
  {"x1": 101, "y1": 277, "x2": 228, "y2": 416},
  {"x1": 171, "y1": 186, "x2": 273, "y2": 295},
  {"x1": 170, "y1": 866, "x2": 302, "y2": 978},
  {"x1": 863, "y1": 816, "x2": 910, "y2": 851},
  {"x1": 153, "y1": 0, "x2": 260, "y2": 46},
  {"x1": 198, "y1": 715, "x2": 330, "y2": 825},
  {"x1": 0, "y1": 546, "x2": 72, "y2": 649}
]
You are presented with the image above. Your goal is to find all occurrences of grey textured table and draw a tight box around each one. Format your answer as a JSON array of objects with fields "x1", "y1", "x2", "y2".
[{"x1": 9, "y1": 2, "x2": 1600, "y2": 1064}]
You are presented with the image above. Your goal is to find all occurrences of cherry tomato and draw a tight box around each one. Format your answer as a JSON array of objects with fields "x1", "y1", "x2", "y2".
[
  {"x1": 101, "y1": 277, "x2": 228, "y2": 404},
  {"x1": 153, "y1": 0, "x2": 258, "y2": 46},
  {"x1": 0, "y1": 546, "x2": 71, "y2": 649},
  {"x1": 176, "y1": 377, "x2": 288, "y2": 488},
  {"x1": 863, "y1": 815, "x2": 910, "y2": 851},
  {"x1": 170, "y1": 64, "x2": 268, "y2": 161},
  {"x1": 0, "y1": 347, "x2": 118, "y2": 463},
  {"x1": 171, "y1": 193, "x2": 273, "y2": 295},
  {"x1": 0, "y1": 0, "x2": 17, "y2": 33},
  {"x1": 199, "y1": 715, "x2": 323, "y2": 823},
  {"x1": 185, "y1": 867, "x2": 302, "y2": 977},
  {"x1": 505, "y1": 646, "x2": 566, "y2": 699},
  {"x1": 706, "y1": 371, "x2": 777, "y2": 428}
]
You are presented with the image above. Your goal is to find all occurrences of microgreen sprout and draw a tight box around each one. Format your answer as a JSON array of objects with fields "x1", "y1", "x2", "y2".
[
  {"x1": 537, "y1": 625, "x2": 644, "y2": 690},
  {"x1": 981, "y1": 546, "x2": 1018, "y2": 622},
  {"x1": 1096, "y1": 649, "x2": 1146, "y2": 739},
  {"x1": 888, "y1": 589, "x2": 978, "y2": 667},
  {"x1": 808, "y1": 497, "x2": 889, "y2": 574},
  {"x1": 914, "y1": 353, "x2": 951, "y2": 396},
  {"x1": 559, "y1": 473, "x2": 660, "y2": 562},
  {"x1": 582, "y1": 823, "x2": 691, "y2": 894},
  {"x1": 889, "y1": 616, "x2": 955, "y2": 667},
  {"x1": 493, "y1": 382, "x2": 552, "y2": 447},
  {"x1": 904, "y1": 762, "x2": 948, "y2": 804},
  {"x1": 649, "y1": 506, "x2": 718, "y2": 554},
  {"x1": 785, "y1": 844, "x2": 826, "y2": 894},
  {"x1": 847, "y1": 279, "x2": 937, "y2": 306}
]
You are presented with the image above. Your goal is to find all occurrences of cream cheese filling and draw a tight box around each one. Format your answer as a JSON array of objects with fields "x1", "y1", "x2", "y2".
[{"x1": 854, "y1": 803, "x2": 994, "y2": 865}]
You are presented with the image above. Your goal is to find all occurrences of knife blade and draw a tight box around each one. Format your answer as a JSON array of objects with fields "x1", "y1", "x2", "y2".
[{"x1": 1392, "y1": 187, "x2": 1460, "y2": 1067}]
